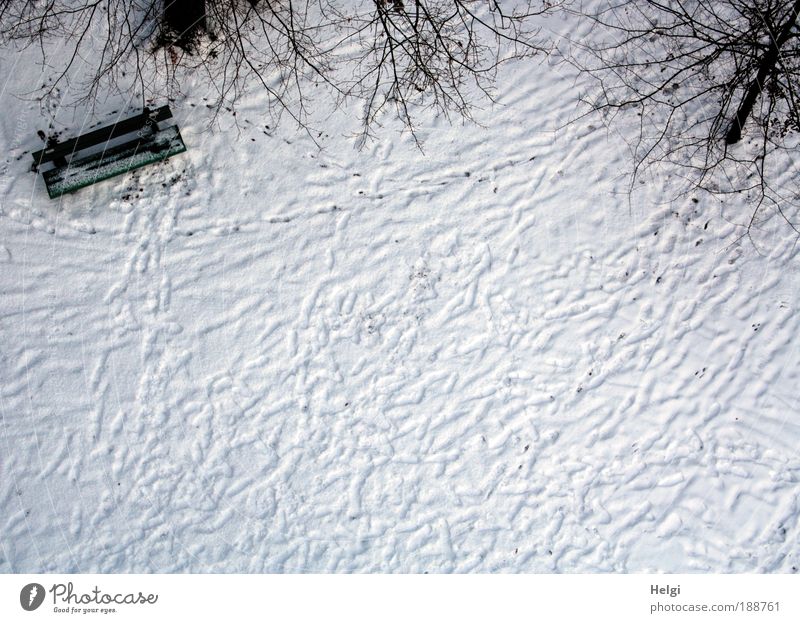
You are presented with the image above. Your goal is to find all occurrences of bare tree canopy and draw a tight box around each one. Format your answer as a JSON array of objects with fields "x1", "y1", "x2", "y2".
[
  {"x1": 564, "y1": 0, "x2": 800, "y2": 235},
  {"x1": 0, "y1": 1, "x2": 558, "y2": 140}
]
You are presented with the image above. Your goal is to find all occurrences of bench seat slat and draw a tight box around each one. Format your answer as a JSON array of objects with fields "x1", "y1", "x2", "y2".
[{"x1": 42, "y1": 124, "x2": 186, "y2": 198}]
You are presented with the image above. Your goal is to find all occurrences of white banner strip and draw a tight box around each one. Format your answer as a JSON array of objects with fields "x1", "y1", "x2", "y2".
[{"x1": 1, "y1": 574, "x2": 798, "y2": 622}]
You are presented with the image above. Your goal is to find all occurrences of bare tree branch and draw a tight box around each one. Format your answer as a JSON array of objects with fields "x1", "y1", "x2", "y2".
[{"x1": 0, "y1": 1, "x2": 560, "y2": 143}]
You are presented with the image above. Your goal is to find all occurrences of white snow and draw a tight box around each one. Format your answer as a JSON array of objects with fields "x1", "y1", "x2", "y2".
[{"x1": 1, "y1": 6, "x2": 799, "y2": 574}]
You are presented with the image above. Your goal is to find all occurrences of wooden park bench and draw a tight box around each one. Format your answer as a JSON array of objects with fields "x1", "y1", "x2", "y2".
[{"x1": 31, "y1": 105, "x2": 187, "y2": 199}]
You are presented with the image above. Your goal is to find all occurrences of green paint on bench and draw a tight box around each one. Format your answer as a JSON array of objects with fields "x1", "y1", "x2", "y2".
[{"x1": 42, "y1": 125, "x2": 187, "y2": 198}]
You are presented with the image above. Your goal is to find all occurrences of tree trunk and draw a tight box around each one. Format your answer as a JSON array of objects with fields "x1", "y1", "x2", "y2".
[
  {"x1": 164, "y1": 0, "x2": 207, "y2": 50},
  {"x1": 725, "y1": 0, "x2": 800, "y2": 144}
]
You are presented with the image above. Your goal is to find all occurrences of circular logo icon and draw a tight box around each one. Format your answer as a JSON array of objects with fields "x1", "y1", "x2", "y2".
[{"x1": 20, "y1": 583, "x2": 45, "y2": 611}]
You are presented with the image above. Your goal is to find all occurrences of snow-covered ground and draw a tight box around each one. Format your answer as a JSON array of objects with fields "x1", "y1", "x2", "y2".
[{"x1": 1, "y1": 8, "x2": 799, "y2": 573}]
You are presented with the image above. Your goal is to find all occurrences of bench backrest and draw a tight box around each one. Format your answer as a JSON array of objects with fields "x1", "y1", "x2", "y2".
[{"x1": 31, "y1": 105, "x2": 174, "y2": 167}]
